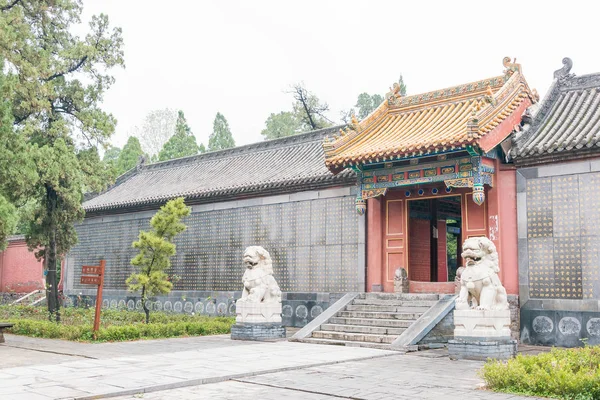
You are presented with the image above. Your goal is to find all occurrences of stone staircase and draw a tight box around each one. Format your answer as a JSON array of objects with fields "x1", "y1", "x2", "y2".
[{"x1": 299, "y1": 293, "x2": 442, "y2": 349}]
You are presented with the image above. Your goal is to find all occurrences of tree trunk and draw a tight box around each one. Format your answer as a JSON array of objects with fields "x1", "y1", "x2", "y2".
[
  {"x1": 45, "y1": 185, "x2": 60, "y2": 322},
  {"x1": 141, "y1": 285, "x2": 149, "y2": 324}
]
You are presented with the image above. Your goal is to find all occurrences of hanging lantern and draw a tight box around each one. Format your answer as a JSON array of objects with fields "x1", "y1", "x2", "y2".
[
  {"x1": 356, "y1": 198, "x2": 366, "y2": 215},
  {"x1": 473, "y1": 183, "x2": 485, "y2": 206}
]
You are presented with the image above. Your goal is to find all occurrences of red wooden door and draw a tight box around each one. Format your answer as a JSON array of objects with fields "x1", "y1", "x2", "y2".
[{"x1": 383, "y1": 194, "x2": 407, "y2": 292}]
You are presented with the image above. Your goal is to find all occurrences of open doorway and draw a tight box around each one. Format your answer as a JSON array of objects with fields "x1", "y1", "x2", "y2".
[{"x1": 407, "y1": 196, "x2": 462, "y2": 282}]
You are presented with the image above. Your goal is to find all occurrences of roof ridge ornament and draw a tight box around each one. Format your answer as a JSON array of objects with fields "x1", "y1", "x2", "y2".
[
  {"x1": 502, "y1": 57, "x2": 522, "y2": 76},
  {"x1": 553, "y1": 57, "x2": 574, "y2": 83},
  {"x1": 385, "y1": 80, "x2": 403, "y2": 106}
]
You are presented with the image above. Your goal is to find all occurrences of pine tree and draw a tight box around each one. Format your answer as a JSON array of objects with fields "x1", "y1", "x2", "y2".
[
  {"x1": 126, "y1": 198, "x2": 190, "y2": 323},
  {"x1": 116, "y1": 137, "x2": 145, "y2": 175},
  {"x1": 1, "y1": 1, "x2": 124, "y2": 321},
  {"x1": 208, "y1": 112, "x2": 235, "y2": 151},
  {"x1": 158, "y1": 111, "x2": 199, "y2": 161}
]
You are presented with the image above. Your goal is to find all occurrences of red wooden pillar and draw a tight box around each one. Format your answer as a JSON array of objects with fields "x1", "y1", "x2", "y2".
[{"x1": 366, "y1": 197, "x2": 383, "y2": 292}]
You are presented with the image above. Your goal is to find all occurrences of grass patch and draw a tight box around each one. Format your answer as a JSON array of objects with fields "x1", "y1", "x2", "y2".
[
  {"x1": 0, "y1": 305, "x2": 235, "y2": 342},
  {"x1": 481, "y1": 346, "x2": 600, "y2": 400}
]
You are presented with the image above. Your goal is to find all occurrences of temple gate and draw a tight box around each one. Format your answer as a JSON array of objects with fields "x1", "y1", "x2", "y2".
[{"x1": 324, "y1": 58, "x2": 536, "y2": 294}]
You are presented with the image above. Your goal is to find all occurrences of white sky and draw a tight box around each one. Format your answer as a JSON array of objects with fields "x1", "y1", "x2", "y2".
[{"x1": 82, "y1": 0, "x2": 600, "y2": 149}]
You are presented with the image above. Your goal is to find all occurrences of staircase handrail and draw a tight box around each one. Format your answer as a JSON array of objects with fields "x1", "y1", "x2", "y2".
[{"x1": 10, "y1": 289, "x2": 43, "y2": 305}]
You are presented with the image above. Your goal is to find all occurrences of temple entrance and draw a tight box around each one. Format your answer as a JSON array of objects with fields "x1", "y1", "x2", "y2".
[{"x1": 407, "y1": 196, "x2": 462, "y2": 283}]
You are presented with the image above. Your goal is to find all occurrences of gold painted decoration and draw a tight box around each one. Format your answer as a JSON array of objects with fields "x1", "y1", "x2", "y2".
[
  {"x1": 424, "y1": 168, "x2": 437, "y2": 177},
  {"x1": 459, "y1": 163, "x2": 473, "y2": 172},
  {"x1": 444, "y1": 177, "x2": 473, "y2": 188},
  {"x1": 362, "y1": 188, "x2": 388, "y2": 200},
  {"x1": 441, "y1": 166, "x2": 455, "y2": 175},
  {"x1": 392, "y1": 173, "x2": 405, "y2": 181}
]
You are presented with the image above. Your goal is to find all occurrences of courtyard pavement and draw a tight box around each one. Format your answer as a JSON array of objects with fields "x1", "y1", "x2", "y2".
[{"x1": 0, "y1": 334, "x2": 545, "y2": 400}]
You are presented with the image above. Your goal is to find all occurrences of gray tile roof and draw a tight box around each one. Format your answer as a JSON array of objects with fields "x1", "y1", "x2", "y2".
[
  {"x1": 84, "y1": 127, "x2": 356, "y2": 214},
  {"x1": 513, "y1": 58, "x2": 600, "y2": 160}
]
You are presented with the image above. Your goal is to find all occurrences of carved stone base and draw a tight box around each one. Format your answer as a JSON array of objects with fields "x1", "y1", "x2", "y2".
[
  {"x1": 453, "y1": 309, "x2": 512, "y2": 340},
  {"x1": 448, "y1": 338, "x2": 517, "y2": 361},
  {"x1": 235, "y1": 301, "x2": 282, "y2": 324},
  {"x1": 231, "y1": 323, "x2": 286, "y2": 341}
]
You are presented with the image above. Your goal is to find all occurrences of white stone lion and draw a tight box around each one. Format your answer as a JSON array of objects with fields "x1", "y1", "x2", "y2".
[
  {"x1": 455, "y1": 237, "x2": 508, "y2": 311},
  {"x1": 238, "y1": 246, "x2": 282, "y2": 304}
]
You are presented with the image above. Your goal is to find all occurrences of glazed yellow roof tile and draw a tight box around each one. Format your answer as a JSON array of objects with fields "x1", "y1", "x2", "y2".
[{"x1": 324, "y1": 63, "x2": 535, "y2": 171}]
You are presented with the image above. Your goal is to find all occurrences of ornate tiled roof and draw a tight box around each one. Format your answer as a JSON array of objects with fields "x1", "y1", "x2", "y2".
[
  {"x1": 513, "y1": 58, "x2": 600, "y2": 161},
  {"x1": 324, "y1": 58, "x2": 536, "y2": 172},
  {"x1": 83, "y1": 127, "x2": 355, "y2": 214}
]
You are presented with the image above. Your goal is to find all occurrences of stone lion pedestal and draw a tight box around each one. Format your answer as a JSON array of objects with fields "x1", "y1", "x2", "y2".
[
  {"x1": 448, "y1": 237, "x2": 517, "y2": 361},
  {"x1": 230, "y1": 246, "x2": 286, "y2": 341}
]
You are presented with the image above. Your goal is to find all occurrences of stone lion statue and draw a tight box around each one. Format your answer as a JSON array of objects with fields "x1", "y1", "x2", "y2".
[
  {"x1": 238, "y1": 246, "x2": 282, "y2": 304},
  {"x1": 455, "y1": 237, "x2": 508, "y2": 311}
]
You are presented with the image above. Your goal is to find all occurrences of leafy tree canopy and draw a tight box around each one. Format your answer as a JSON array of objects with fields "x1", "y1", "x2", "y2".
[
  {"x1": 158, "y1": 111, "x2": 200, "y2": 161},
  {"x1": 260, "y1": 111, "x2": 301, "y2": 140},
  {"x1": 116, "y1": 136, "x2": 144, "y2": 175},
  {"x1": 0, "y1": 60, "x2": 37, "y2": 249},
  {"x1": 0, "y1": 0, "x2": 124, "y2": 320},
  {"x1": 355, "y1": 93, "x2": 384, "y2": 119},
  {"x1": 126, "y1": 197, "x2": 190, "y2": 323},
  {"x1": 103, "y1": 146, "x2": 121, "y2": 163},
  {"x1": 208, "y1": 112, "x2": 235, "y2": 151}
]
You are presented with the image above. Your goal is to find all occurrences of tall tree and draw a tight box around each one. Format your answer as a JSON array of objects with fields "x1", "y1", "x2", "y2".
[
  {"x1": 0, "y1": 1, "x2": 124, "y2": 320},
  {"x1": 355, "y1": 93, "x2": 384, "y2": 119},
  {"x1": 158, "y1": 111, "x2": 200, "y2": 161},
  {"x1": 261, "y1": 111, "x2": 301, "y2": 140},
  {"x1": 116, "y1": 137, "x2": 144, "y2": 175},
  {"x1": 126, "y1": 197, "x2": 190, "y2": 324},
  {"x1": 131, "y1": 109, "x2": 176, "y2": 158},
  {"x1": 291, "y1": 83, "x2": 332, "y2": 131},
  {"x1": 208, "y1": 112, "x2": 235, "y2": 151},
  {"x1": 0, "y1": 60, "x2": 36, "y2": 249},
  {"x1": 397, "y1": 74, "x2": 407, "y2": 97},
  {"x1": 103, "y1": 146, "x2": 121, "y2": 166}
]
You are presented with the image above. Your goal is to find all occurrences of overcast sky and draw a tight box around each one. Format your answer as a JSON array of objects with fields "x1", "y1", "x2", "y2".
[{"x1": 82, "y1": 0, "x2": 600, "y2": 150}]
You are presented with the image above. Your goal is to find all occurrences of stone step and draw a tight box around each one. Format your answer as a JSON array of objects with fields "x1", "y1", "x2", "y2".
[
  {"x1": 345, "y1": 304, "x2": 431, "y2": 313},
  {"x1": 337, "y1": 311, "x2": 422, "y2": 320},
  {"x1": 352, "y1": 299, "x2": 439, "y2": 307},
  {"x1": 298, "y1": 337, "x2": 393, "y2": 350},
  {"x1": 358, "y1": 293, "x2": 440, "y2": 301},
  {"x1": 312, "y1": 330, "x2": 397, "y2": 344},
  {"x1": 320, "y1": 323, "x2": 405, "y2": 335},
  {"x1": 329, "y1": 317, "x2": 414, "y2": 328}
]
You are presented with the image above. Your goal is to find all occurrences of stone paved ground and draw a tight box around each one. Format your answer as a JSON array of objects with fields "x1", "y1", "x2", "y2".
[{"x1": 0, "y1": 334, "x2": 546, "y2": 400}]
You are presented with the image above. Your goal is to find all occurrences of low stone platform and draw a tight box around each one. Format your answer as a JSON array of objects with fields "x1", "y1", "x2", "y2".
[
  {"x1": 448, "y1": 338, "x2": 517, "y2": 361},
  {"x1": 231, "y1": 323, "x2": 286, "y2": 341}
]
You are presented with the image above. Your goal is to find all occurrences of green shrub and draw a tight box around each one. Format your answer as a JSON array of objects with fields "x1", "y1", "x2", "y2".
[
  {"x1": 1, "y1": 305, "x2": 234, "y2": 342},
  {"x1": 481, "y1": 347, "x2": 600, "y2": 400}
]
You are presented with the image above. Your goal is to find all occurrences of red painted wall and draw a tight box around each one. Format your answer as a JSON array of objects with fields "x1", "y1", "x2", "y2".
[
  {"x1": 366, "y1": 197, "x2": 383, "y2": 291},
  {"x1": 490, "y1": 165, "x2": 519, "y2": 295},
  {"x1": 0, "y1": 238, "x2": 44, "y2": 293}
]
